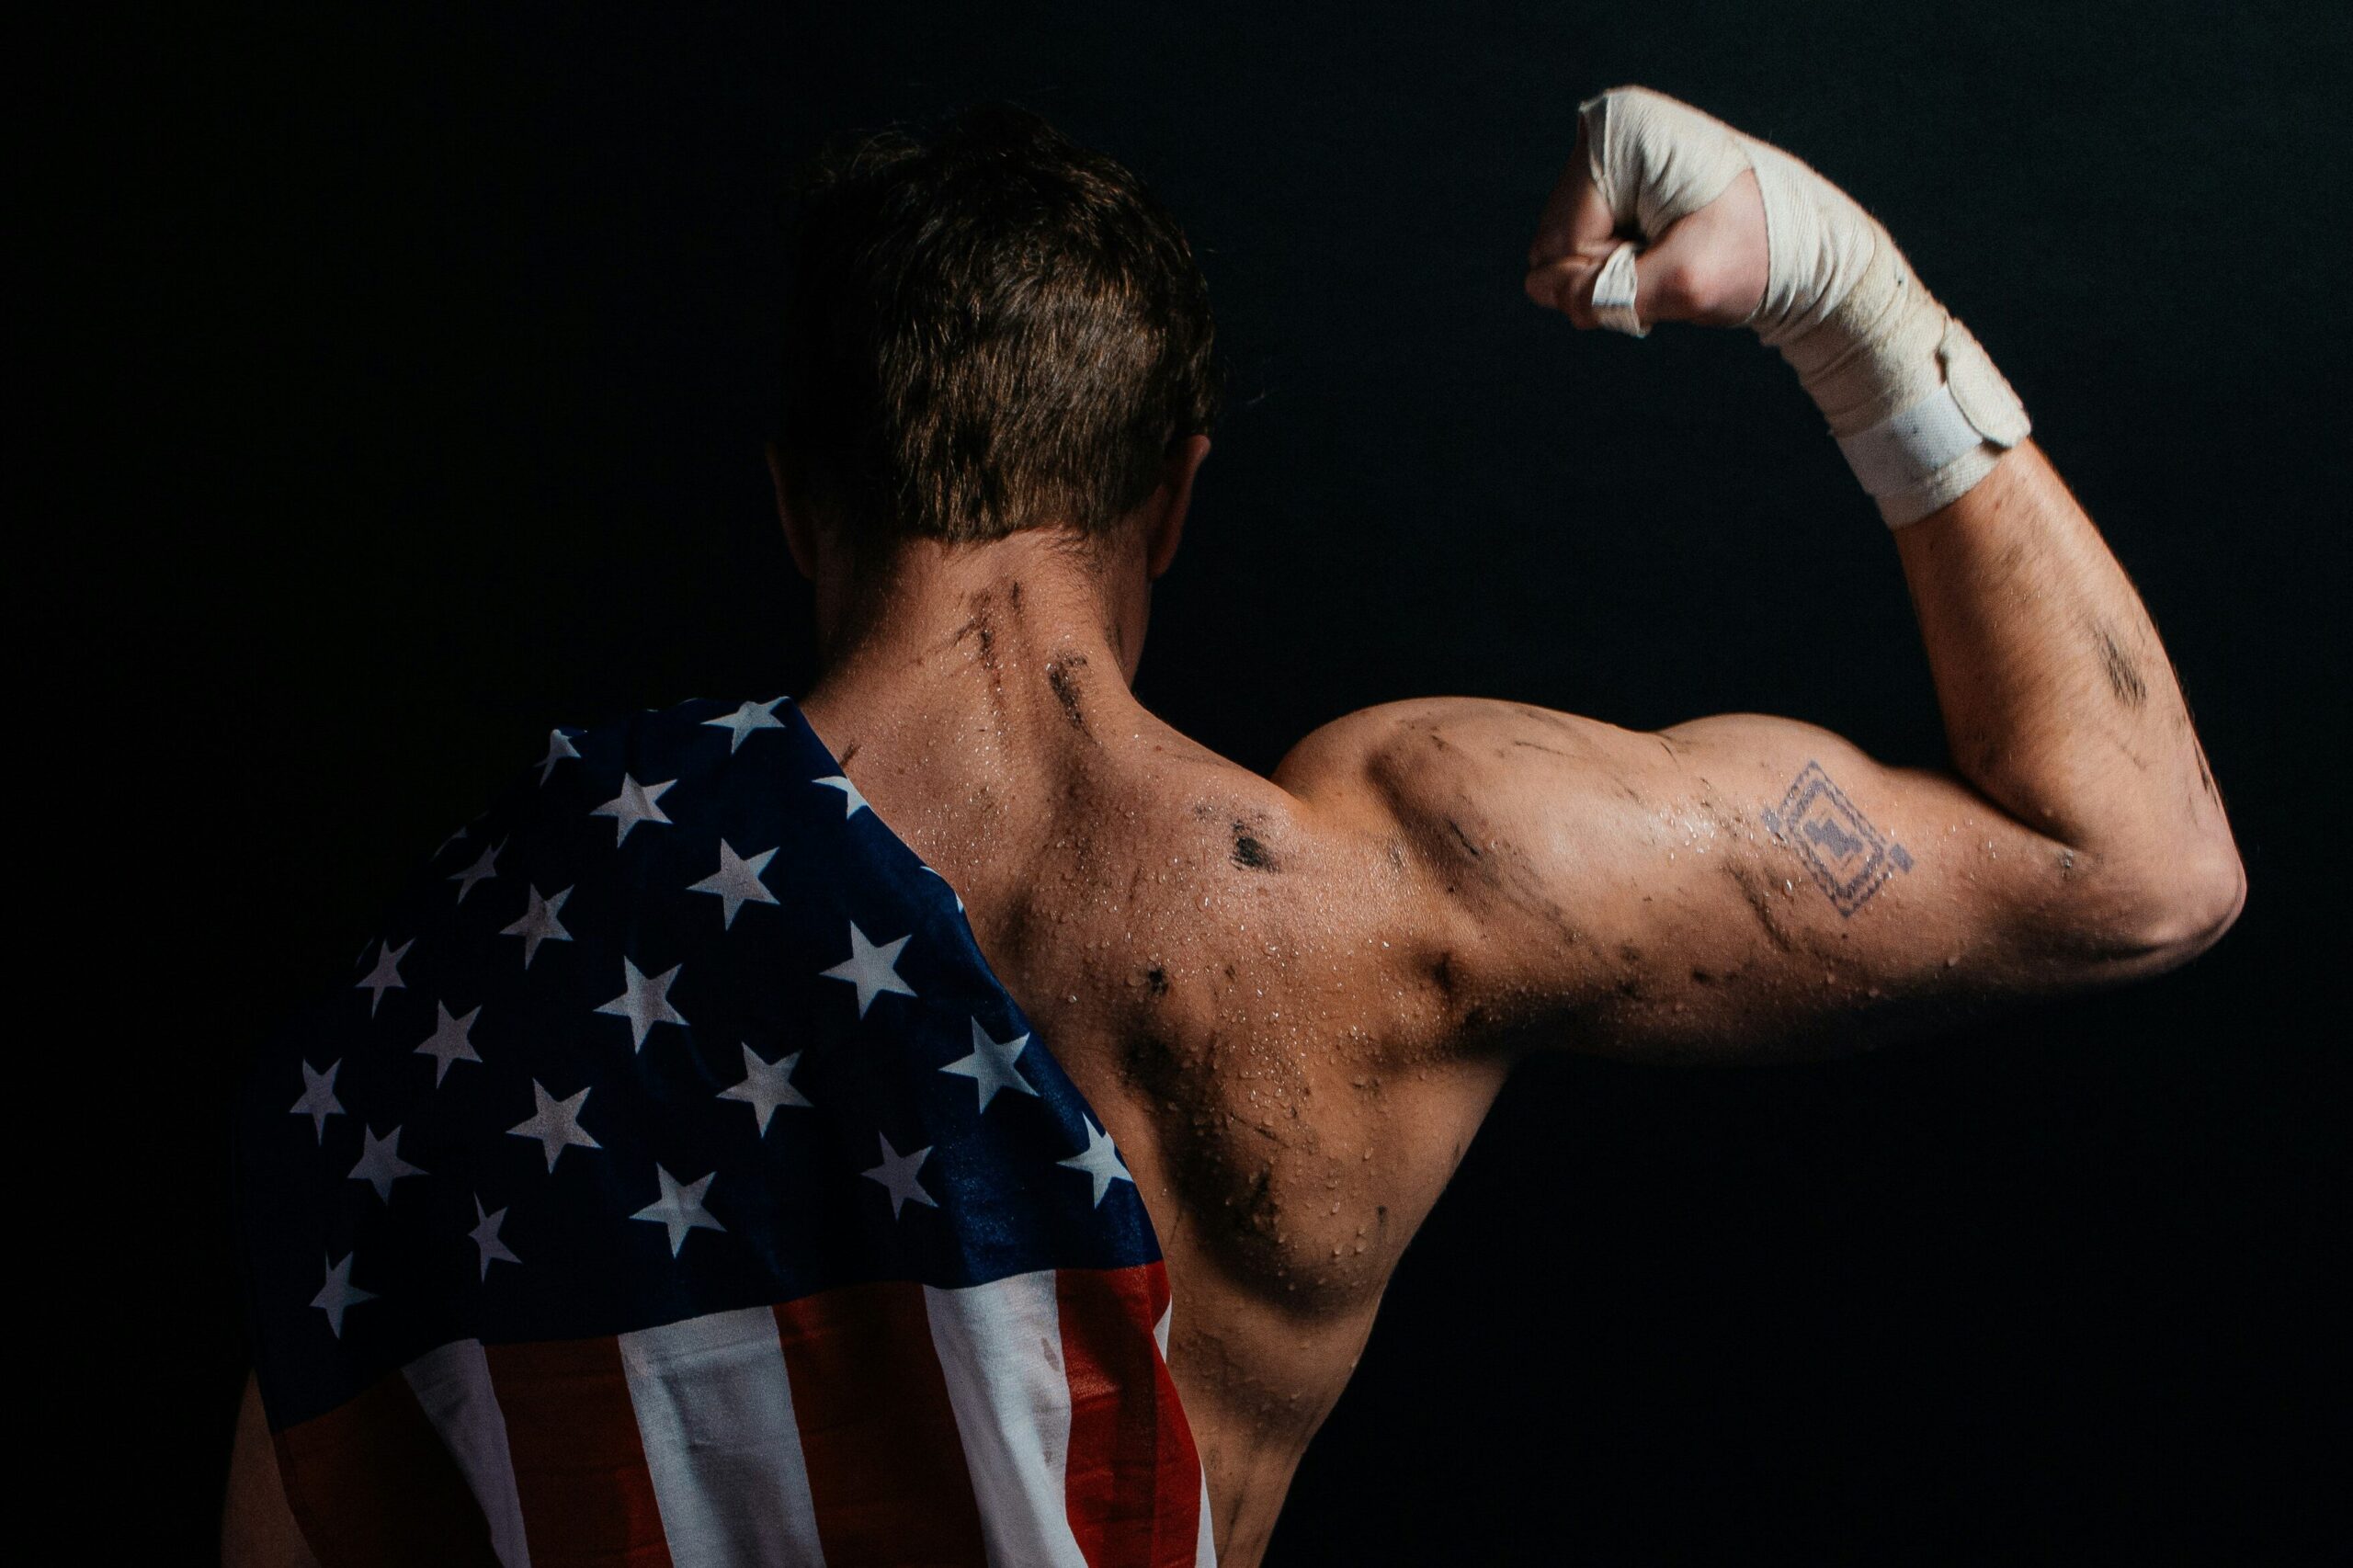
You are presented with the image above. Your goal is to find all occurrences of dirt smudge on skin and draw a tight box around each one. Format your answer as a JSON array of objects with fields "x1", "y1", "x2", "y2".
[
  {"x1": 1232, "y1": 822, "x2": 1279, "y2": 871},
  {"x1": 950, "y1": 589, "x2": 1004, "y2": 673},
  {"x1": 2092, "y1": 619, "x2": 2149, "y2": 709},
  {"x1": 1044, "y1": 652, "x2": 1095, "y2": 740},
  {"x1": 1444, "y1": 816, "x2": 1482, "y2": 859},
  {"x1": 1724, "y1": 858, "x2": 1798, "y2": 952},
  {"x1": 1236, "y1": 1165, "x2": 1279, "y2": 1237}
]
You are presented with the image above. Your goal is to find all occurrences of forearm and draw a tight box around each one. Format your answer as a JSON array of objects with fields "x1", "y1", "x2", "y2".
[{"x1": 1892, "y1": 438, "x2": 2243, "y2": 919}]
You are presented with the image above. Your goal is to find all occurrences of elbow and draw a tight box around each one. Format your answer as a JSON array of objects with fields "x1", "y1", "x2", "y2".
[
  {"x1": 2048, "y1": 844, "x2": 2245, "y2": 974},
  {"x1": 2123, "y1": 851, "x2": 2247, "y2": 964}
]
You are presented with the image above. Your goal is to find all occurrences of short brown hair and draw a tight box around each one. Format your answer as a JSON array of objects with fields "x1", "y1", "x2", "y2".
[{"x1": 775, "y1": 102, "x2": 1223, "y2": 567}]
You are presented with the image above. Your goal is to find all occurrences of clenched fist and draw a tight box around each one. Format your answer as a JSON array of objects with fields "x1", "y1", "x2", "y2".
[
  {"x1": 1522, "y1": 97, "x2": 1768, "y2": 332},
  {"x1": 1522, "y1": 86, "x2": 2029, "y2": 527}
]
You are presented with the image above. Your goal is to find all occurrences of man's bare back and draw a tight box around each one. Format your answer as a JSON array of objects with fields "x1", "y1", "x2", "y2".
[
  {"x1": 790, "y1": 444, "x2": 2243, "y2": 1563},
  {"x1": 800, "y1": 585, "x2": 1516, "y2": 1561}
]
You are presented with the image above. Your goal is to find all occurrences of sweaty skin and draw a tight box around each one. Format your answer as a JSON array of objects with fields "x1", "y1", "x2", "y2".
[
  {"x1": 226, "y1": 120, "x2": 2244, "y2": 1568},
  {"x1": 779, "y1": 456, "x2": 2241, "y2": 1566}
]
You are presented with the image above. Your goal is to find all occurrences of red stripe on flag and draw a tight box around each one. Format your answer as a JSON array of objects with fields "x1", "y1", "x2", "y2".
[
  {"x1": 1058, "y1": 1262, "x2": 1206, "y2": 1568},
  {"x1": 484, "y1": 1334, "x2": 675, "y2": 1567},
  {"x1": 774, "y1": 1278, "x2": 989, "y2": 1566},
  {"x1": 273, "y1": 1370, "x2": 504, "y2": 1568}
]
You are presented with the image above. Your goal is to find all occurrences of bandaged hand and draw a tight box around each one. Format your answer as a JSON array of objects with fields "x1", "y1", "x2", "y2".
[{"x1": 1525, "y1": 85, "x2": 2029, "y2": 528}]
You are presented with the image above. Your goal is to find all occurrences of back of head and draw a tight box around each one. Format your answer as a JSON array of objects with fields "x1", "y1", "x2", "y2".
[{"x1": 777, "y1": 102, "x2": 1223, "y2": 572}]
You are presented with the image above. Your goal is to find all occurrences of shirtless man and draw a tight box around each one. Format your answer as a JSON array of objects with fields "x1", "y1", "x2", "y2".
[{"x1": 226, "y1": 88, "x2": 2244, "y2": 1565}]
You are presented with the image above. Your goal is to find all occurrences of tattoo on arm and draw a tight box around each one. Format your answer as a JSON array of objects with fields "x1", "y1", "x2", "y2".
[{"x1": 1759, "y1": 760, "x2": 1914, "y2": 918}]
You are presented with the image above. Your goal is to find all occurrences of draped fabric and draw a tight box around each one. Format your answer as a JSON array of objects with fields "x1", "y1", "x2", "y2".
[{"x1": 230, "y1": 695, "x2": 1215, "y2": 1566}]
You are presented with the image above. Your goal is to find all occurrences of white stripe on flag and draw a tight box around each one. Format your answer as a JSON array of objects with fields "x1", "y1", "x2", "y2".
[
  {"x1": 619, "y1": 1305, "x2": 827, "y2": 1568},
  {"x1": 1153, "y1": 1290, "x2": 1213, "y2": 1562},
  {"x1": 403, "y1": 1338, "x2": 532, "y2": 1568},
  {"x1": 1160, "y1": 1291, "x2": 1215, "y2": 1566},
  {"x1": 924, "y1": 1271, "x2": 1089, "y2": 1568}
]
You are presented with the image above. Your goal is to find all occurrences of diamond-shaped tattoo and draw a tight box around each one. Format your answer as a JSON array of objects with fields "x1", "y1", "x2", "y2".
[{"x1": 1760, "y1": 760, "x2": 1914, "y2": 918}]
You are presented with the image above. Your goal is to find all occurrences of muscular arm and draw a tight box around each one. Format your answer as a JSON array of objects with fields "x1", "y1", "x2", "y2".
[
  {"x1": 1279, "y1": 438, "x2": 2241, "y2": 1062},
  {"x1": 1274, "y1": 91, "x2": 2243, "y2": 1062},
  {"x1": 1893, "y1": 439, "x2": 2232, "y2": 882}
]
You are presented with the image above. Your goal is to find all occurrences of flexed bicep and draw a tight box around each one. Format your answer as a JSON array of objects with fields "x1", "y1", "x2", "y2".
[{"x1": 1278, "y1": 699, "x2": 2212, "y2": 1064}]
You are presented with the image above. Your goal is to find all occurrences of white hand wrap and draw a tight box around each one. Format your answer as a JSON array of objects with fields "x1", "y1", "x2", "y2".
[
  {"x1": 1579, "y1": 85, "x2": 2029, "y2": 528},
  {"x1": 1590, "y1": 240, "x2": 1647, "y2": 337}
]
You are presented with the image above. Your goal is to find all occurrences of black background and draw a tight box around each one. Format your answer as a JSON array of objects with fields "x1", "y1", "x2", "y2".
[{"x1": 32, "y1": 2, "x2": 2348, "y2": 1561}]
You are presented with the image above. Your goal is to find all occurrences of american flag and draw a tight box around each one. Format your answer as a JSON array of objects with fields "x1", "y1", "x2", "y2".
[{"x1": 229, "y1": 694, "x2": 1214, "y2": 1567}]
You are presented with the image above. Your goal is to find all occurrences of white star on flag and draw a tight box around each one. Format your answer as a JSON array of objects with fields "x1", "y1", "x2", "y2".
[
  {"x1": 500, "y1": 884, "x2": 574, "y2": 967},
  {"x1": 862, "y1": 1133, "x2": 938, "y2": 1219},
  {"x1": 469, "y1": 1196, "x2": 521, "y2": 1280},
  {"x1": 923, "y1": 865, "x2": 966, "y2": 913},
  {"x1": 349, "y1": 1124, "x2": 427, "y2": 1204},
  {"x1": 537, "y1": 727, "x2": 581, "y2": 785},
  {"x1": 595, "y1": 958, "x2": 687, "y2": 1051},
  {"x1": 820, "y1": 921, "x2": 915, "y2": 1018},
  {"x1": 813, "y1": 774, "x2": 870, "y2": 818},
  {"x1": 414, "y1": 1002, "x2": 483, "y2": 1086},
  {"x1": 1059, "y1": 1117, "x2": 1134, "y2": 1207},
  {"x1": 508, "y1": 1080, "x2": 600, "y2": 1172},
  {"x1": 688, "y1": 840, "x2": 780, "y2": 928},
  {"x1": 631, "y1": 1165, "x2": 726, "y2": 1256},
  {"x1": 591, "y1": 773, "x2": 676, "y2": 844},
  {"x1": 289, "y1": 1059, "x2": 345, "y2": 1142},
  {"x1": 311, "y1": 1252, "x2": 376, "y2": 1338},
  {"x1": 940, "y1": 1018, "x2": 1039, "y2": 1111},
  {"x1": 717, "y1": 1043, "x2": 812, "y2": 1134},
  {"x1": 702, "y1": 698, "x2": 787, "y2": 753},
  {"x1": 447, "y1": 837, "x2": 505, "y2": 903},
  {"x1": 357, "y1": 937, "x2": 412, "y2": 1017}
]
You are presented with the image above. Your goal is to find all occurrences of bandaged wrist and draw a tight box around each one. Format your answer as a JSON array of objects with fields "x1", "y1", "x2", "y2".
[{"x1": 1831, "y1": 317, "x2": 2030, "y2": 528}]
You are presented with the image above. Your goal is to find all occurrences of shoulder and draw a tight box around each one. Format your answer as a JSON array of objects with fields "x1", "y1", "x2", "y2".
[
  {"x1": 1271, "y1": 696, "x2": 1643, "y2": 847},
  {"x1": 370, "y1": 694, "x2": 818, "y2": 944},
  {"x1": 497, "y1": 694, "x2": 812, "y2": 822},
  {"x1": 1256, "y1": 699, "x2": 1639, "y2": 1048},
  {"x1": 545, "y1": 694, "x2": 806, "y2": 778}
]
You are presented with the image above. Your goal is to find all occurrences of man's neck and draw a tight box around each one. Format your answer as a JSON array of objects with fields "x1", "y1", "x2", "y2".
[{"x1": 796, "y1": 539, "x2": 1150, "y2": 798}]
